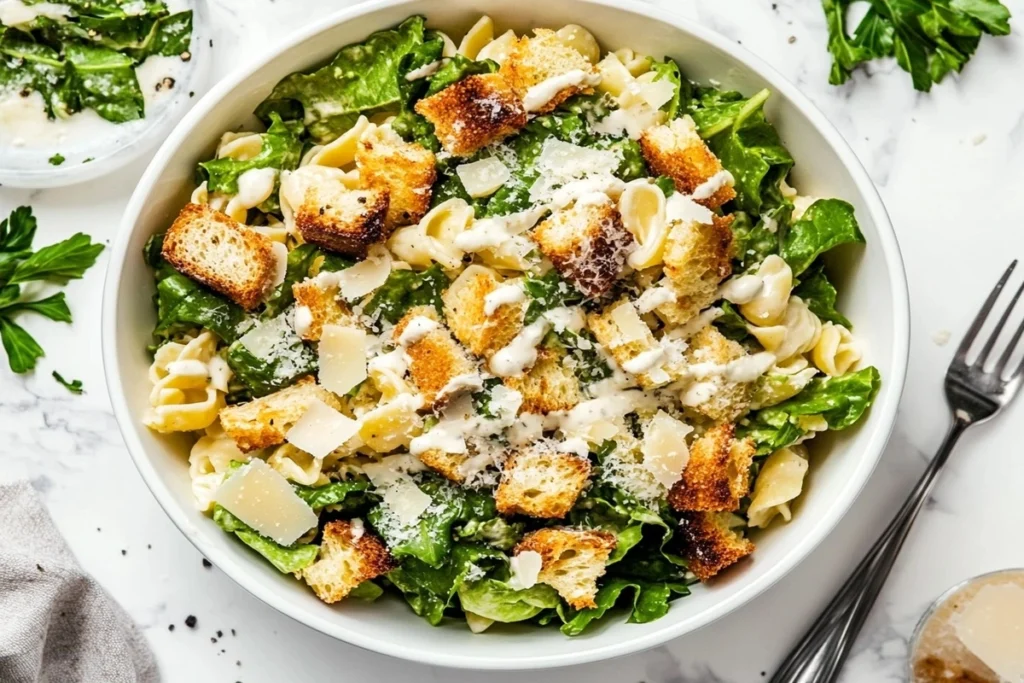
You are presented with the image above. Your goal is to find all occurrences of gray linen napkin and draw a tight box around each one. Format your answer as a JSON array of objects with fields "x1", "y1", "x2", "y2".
[{"x1": 0, "y1": 482, "x2": 158, "y2": 683}]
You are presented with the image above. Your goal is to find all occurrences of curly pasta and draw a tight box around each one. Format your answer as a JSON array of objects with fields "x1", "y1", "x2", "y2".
[
  {"x1": 458, "y1": 16, "x2": 494, "y2": 59},
  {"x1": 812, "y1": 322, "x2": 861, "y2": 376},
  {"x1": 739, "y1": 255, "x2": 793, "y2": 327},
  {"x1": 267, "y1": 443, "x2": 325, "y2": 486},
  {"x1": 620, "y1": 179, "x2": 668, "y2": 269},
  {"x1": 747, "y1": 445, "x2": 809, "y2": 528},
  {"x1": 387, "y1": 198, "x2": 474, "y2": 269},
  {"x1": 302, "y1": 115, "x2": 371, "y2": 168},
  {"x1": 748, "y1": 296, "x2": 822, "y2": 364},
  {"x1": 144, "y1": 332, "x2": 228, "y2": 433}
]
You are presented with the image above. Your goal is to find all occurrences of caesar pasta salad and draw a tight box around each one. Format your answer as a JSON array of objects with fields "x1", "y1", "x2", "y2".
[{"x1": 141, "y1": 15, "x2": 880, "y2": 635}]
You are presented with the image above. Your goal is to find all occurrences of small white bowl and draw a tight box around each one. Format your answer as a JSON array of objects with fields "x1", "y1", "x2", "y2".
[
  {"x1": 0, "y1": 0, "x2": 210, "y2": 189},
  {"x1": 102, "y1": 0, "x2": 910, "y2": 670}
]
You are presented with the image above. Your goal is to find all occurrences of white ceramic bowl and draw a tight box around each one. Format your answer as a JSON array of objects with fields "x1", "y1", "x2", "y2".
[{"x1": 102, "y1": 0, "x2": 910, "y2": 670}]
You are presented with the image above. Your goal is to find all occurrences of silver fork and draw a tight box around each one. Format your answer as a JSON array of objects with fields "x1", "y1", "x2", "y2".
[{"x1": 770, "y1": 259, "x2": 1024, "y2": 683}]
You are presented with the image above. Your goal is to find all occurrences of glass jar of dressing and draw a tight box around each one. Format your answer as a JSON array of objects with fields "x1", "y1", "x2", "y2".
[{"x1": 909, "y1": 569, "x2": 1024, "y2": 683}]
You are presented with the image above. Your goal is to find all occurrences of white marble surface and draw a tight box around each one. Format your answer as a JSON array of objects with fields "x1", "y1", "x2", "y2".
[{"x1": 2, "y1": 0, "x2": 1024, "y2": 680}]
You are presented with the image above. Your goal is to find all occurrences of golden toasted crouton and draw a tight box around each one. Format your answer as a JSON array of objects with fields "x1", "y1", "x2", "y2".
[
  {"x1": 587, "y1": 299, "x2": 670, "y2": 389},
  {"x1": 393, "y1": 306, "x2": 477, "y2": 408},
  {"x1": 499, "y1": 29, "x2": 597, "y2": 113},
  {"x1": 442, "y1": 265, "x2": 526, "y2": 359},
  {"x1": 495, "y1": 444, "x2": 591, "y2": 518},
  {"x1": 657, "y1": 215, "x2": 734, "y2": 326},
  {"x1": 161, "y1": 203, "x2": 276, "y2": 310},
  {"x1": 639, "y1": 117, "x2": 736, "y2": 209},
  {"x1": 531, "y1": 198, "x2": 634, "y2": 298},
  {"x1": 291, "y1": 278, "x2": 355, "y2": 342},
  {"x1": 356, "y1": 125, "x2": 436, "y2": 229},
  {"x1": 675, "y1": 511, "x2": 754, "y2": 581},
  {"x1": 515, "y1": 527, "x2": 616, "y2": 609},
  {"x1": 218, "y1": 378, "x2": 341, "y2": 452},
  {"x1": 503, "y1": 347, "x2": 580, "y2": 414},
  {"x1": 668, "y1": 423, "x2": 755, "y2": 512},
  {"x1": 682, "y1": 326, "x2": 753, "y2": 423},
  {"x1": 414, "y1": 73, "x2": 527, "y2": 157},
  {"x1": 299, "y1": 520, "x2": 394, "y2": 604},
  {"x1": 417, "y1": 448, "x2": 470, "y2": 483},
  {"x1": 294, "y1": 182, "x2": 390, "y2": 257}
]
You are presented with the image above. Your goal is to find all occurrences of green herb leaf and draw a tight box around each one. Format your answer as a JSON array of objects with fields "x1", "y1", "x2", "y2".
[
  {"x1": 8, "y1": 233, "x2": 105, "y2": 285},
  {"x1": 52, "y1": 370, "x2": 83, "y2": 394},
  {"x1": 781, "y1": 199, "x2": 865, "y2": 276},
  {"x1": 2, "y1": 292, "x2": 73, "y2": 322},
  {"x1": 0, "y1": 206, "x2": 37, "y2": 253},
  {"x1": 48, "y1": 153, "x2": 65, "y2": 166},
  {"x1": 64, "y1": 43, "x2": 145, "y2": 123},
  {"x1": 0, "y1": 316, "x2": 45, "y2": 373}
]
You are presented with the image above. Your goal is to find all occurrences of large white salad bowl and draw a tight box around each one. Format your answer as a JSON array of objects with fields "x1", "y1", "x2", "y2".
[{"x1": 102, "y1": 0, "x2": 910, "y2": 670}]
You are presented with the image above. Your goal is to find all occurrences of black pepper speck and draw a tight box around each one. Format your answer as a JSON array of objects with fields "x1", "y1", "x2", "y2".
[
  {"x1": 168, "y1": 624, "x2": 175, "y2": 632},
  {"x1": 185, "y1": 615, "x2": 197, "y2": 628},
  {"x1": 202, "y1": 558, "x2": 212, "y2": 569}
]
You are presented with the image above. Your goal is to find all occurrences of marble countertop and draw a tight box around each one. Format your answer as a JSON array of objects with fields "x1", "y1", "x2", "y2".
[{"x1": 3, "y1": 0, "x2": 1024, "y2": 680}]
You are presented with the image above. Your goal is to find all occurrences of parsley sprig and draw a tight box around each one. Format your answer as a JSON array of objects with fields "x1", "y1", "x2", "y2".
[
  {"x1": 824, "y1": 0, "x2": 1012, "y2": 92},
  {"x1": 0, "y1": 207, "x2": 104, "y2": 373}
]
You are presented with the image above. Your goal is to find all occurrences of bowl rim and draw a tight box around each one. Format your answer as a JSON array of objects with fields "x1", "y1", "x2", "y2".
[{"x1": 101, "y1": 0, "x2": 911, "y2": 670}]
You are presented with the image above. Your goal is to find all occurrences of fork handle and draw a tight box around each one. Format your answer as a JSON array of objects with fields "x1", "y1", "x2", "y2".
[{"x1": 770, "y1": 416, "x2": 970, "y2": 683}]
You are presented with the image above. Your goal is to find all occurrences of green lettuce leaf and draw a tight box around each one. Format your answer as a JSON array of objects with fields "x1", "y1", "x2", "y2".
[
  {"x1": 212, "y1": 505, "x2": 318, "y2": 574},
  {"x1": 368, "y1": 475, "x2": 463, "y2": 567},
  {"x1": 781, "y1": 199, "x2": 865, "y2": 276},
  {"x1": 730, "y1": 203, "x2": 792, "y2": 272},
  {"x1": 558, "y1": 578, "x2": 690, "y2": 636},
  {"x1": 454, "y1": 489, "x2": 523, "y2": 552},
  {"x1": 522, "y1": 270, "x2": 582, "y2": 324},
  {"x1": 362, "y1": 264, "x2": 447, "y2": 326},
  {"x1": 458, "y1": 579, "x2": 560, "y2": 623},
  {"x1": 261, "y1": 244, "x2": 318, "y2": 319},
  {"x1": 292, "y1": 478, "x2": 373, "y2": 511},
  {"x1": 256, "y1": 16, "x2": 429, "y2": 143},
  {"x1": 648, "y1": 58, "x2": 688, "y2": 119},
  {"x1": 570, "y1": 482, "x2": 680, "y2": 567},
  {"x1": 349, "y1": 580, "x2": 384, "y2": 601},
  {"x1": 714, "y1": 301, "x2": 752, "y2": 342},
  {"x1": 793, "y1": 264, "x2": 852, "y2": 327},
  {"x1": 62, "y1": 43, "x2": 144, "y2": 123},
  {"x1": 742, "y1": 366, "x2": 882, "y2": 454},
  {"x1": 198, "y1": 112, "x2": 303, "y2": 202},
  {"x1": 386, "y1": 543, "x2": 504, "y2": 625}
]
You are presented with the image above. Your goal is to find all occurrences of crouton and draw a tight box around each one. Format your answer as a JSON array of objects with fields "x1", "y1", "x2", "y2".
[
  {"x1": 299, "y1": 520, "x2": 394, "y2": 603},
  {"x1": 417, "y1": 448, "x2": 470, "y2": 484},
  {"x1": 587, "y1": 299, "x2": 670, "y2": 389},
  {"x1": 161, "y1": 203, "x2": 276, "y2": 310},
  {"x1": 393, "y1": 306, "x2": 477, "y2": 408},
  {"x1": 291, "y1": 278, "x2": 356, "y2": 342},
  {"x1": 294, "y1": 182, "x2": 390, "y2": 257},
  {"x1": 515, "y1": 527, "x2": 616, "y2": 609},
  {"x1": 682, "y1": 326, "x2": 753, "y2": 423},
  {"x1": 531, "y1": 197, "x2": 634, "y2": 298},
  {"x1": 639, "y1": 117, "x2": 736, "y2": 209},
  {"x1": 675, "y1": 511, "x2": 754, "y2": 581},
  {"x1": 218, "y1": 378, "x2": 341, "y2": 452},
  {"x1": 499, "y1": 29, "x2": 598, "y2": 113},
  {"x1": 668, "y1": 423, "x2": 755, "y2": 512},
  {"x1": 414, "y1": 73, "x2": 527, "y2": 157},
  {"x1": 442, "y1": 265, "x2": 526, "y2": 359},
  {"x1": 495, "y1": 444, "x2": 591, "y2": 518},
  {"x1": 356, "y1": 125, "x2": 436, "y2": 229},
  {"x1": 656, "y1": 214, "x2": 734, "y2": 326},
  {"x1": 503, "y1": 346, "x2": 580, "y2": 414}
]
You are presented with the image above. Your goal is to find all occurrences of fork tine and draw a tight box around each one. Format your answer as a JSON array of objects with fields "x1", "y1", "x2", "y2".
[
  {"x1": 994, "y1": 283, "x2": 1024, "y2": 377},
  {"x1": 976, "y1": 278, "x2": 1024, "y2": 367},
  {"x1": 954, "y1": 260, "x2": 1018, "y2": 365}
]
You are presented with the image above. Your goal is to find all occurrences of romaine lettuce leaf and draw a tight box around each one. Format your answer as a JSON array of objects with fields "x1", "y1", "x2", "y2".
[
  {"x1": 457, "y1": 579, "x2": 560, "y2": 623},
  {"x1": 793, "y1": 264, "x2": 852, "y2": 327},
  {"x1": 570, "y1": 483, "x2": 680, "y2": 567},
  {"x1": 522, "y1": 270, "x2": 582, "y2": 324},
  {"x1": 349, "y1": 580, "x2": 384, "y2": 601},
  {"x1": 558, "y1": 578, "x2": 690, "y2": 636},
  {"x1": 648, "y1": 58, "x2": 688, "y2": 119},
  {"x1": 256, "y1": 16, "x2": 429, "y2": 143},
  {"x1": 714, "y1": 301, "x2": 752, "y2": 342},
  {"x1": 362, "y1": 263, "x2": 448, "y2": 326},
  {"x1": 454, "y1": 488, "x2": 523, "y2": 551},
  {"x1": 225, "y1": 313, "x2": 316, "y2": 398},
  {"x1": 261, "y1": 244, "x2": 318, "y2": 319},
  {"x1": 368, "y1": 475, "x2": 463, "y2": 567},
  {"x1": 386, "y1": 543, "x2": 504, "y2": 625},
  {"x1": 292, "y1": 477, "x2": 373, "y2": 511},
  {"x1": 212, "y1": 505, "x2": 318, "y2": 574},
  {"x1": 730, "y1": 203, "x2": 792, "y2": 272},
  {"x1": 691, "y1": 88, "x2": 793, "y2": 215},
  {"x1": 425, "y1": 54, "x2": 498, "y2": 96},
  {"x1": 198, "y1": 112, "x2": 303, "y2": 199},
  {"x1": 742, "y1": 366, "x2": 881, "y2": 454},
  {"x1": 63, "y1": 43, "x2": 144, "y2": 123},
  {"x1": 781, "y1": 199, "x2": 865, "y2": 276}
]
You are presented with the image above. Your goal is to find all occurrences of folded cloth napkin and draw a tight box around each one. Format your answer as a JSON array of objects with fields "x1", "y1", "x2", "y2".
[{"x1": 0, "y1": 482, "x2": 158, "y2": 683}]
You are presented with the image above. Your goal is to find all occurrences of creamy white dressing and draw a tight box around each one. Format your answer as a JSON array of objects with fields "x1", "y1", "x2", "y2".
[
  {"x1": 489, "y1": 318, "x2": 551, "y2": 377},
  {"x1": 634, "y1": 286, "x2": 676, "y2": 314},
  {"x1": 437, "y1": 372, "x2": 485, "y2": 400},
  {"x1": 229, "y1": 167, "x2": 277, "y2": 216},
  {"x1": 292, "y1": 305, "x2": 314, "y2": 338},
  {"x1": 622, "y1": 348, "x2": 665, "y2": 375},
  {"x1": 367, "y1": 347, "x2": 409, "y2": 377},
  {"x1": 591, "y1": 105, "x2": 661, "y2": 140},
  {"x1": 718, "y1": 273, "x2": 764, "y2": 304},
  {"x1": 523, "y1": 69, "x2": 598, "y2": 112},
  {"x1": 409, "y1": 423, "x2": 468, "y2": 457},
  {"x1": 483, "y1": 282, "x2": 525, "y2": 316},
  {"x1": 681, "y1": 381, "x2": 718, "y2": 407},
  {"x1": 668, "y1": 306, "x2": 723, "y2": 340},
  {"x1": 453, "y1": 205, "x2": 547, "y2": 252},
  {"x1": 725, "y1": 351, "x2": 777, "y2": 383},
  {"x1": 542, "y1": 306, "x2": 584, "y2": 334},
  {"x1": 397, "y1": 316, "x2": 439, "y2": 347},
  {"x1": 665, "y1": 192, "x2": 714, "y2": 225},
  {"x1": 0, "y1": 0, "x2": 69, "y2": 26},
  {"x1": 691, "y1": 170, "x2": 735, "y2": 200},
  {"x1": 266, "y1": 242, "x2": 289, "y2": 292},
  {"x1": 404, "y1": 60, "x2": 443, "y2": 81},
  {"x1": 165, "y1": 359, "x2": 208, "y2": 378}
]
